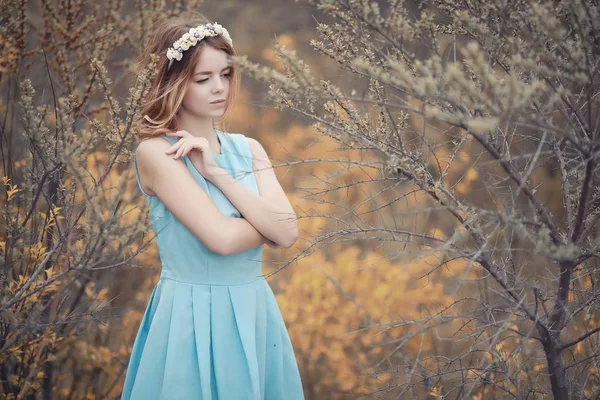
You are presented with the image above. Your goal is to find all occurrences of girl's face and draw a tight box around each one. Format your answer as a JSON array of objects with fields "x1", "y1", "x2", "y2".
[{"x1": 180, "y1": 45, "x2": 232, "y2": 119}]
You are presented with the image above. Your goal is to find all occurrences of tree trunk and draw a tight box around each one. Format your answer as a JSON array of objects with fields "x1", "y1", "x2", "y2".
[{"x1": 542, "y1": 336, "x2": 569, "y2": 400}]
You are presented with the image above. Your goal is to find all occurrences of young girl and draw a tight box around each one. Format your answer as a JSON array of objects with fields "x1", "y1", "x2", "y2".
[{"x1": 122, "y1": 14, "x2": 304, "y2": 400}]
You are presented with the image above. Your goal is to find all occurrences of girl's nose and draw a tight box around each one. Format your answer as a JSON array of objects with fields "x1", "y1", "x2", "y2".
[{"x1": 213, "y1": 77, "x2": 224, "y2": 92}]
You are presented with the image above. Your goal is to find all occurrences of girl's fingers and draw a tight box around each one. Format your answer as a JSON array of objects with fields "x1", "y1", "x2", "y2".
[
  {"x1": 166, "y1": 140, "x2": 182, "y2": 154},
  {"x1": 174, "y1": 143, "x2": 187, "y2": 159},
  {"x1": 176, "y1": 130, "x2": 192, "y2": 138},
  {"x1": 182, "y1": 143, "x2": 194, "y2": 157},
  {"x1": 165, "y1": 144, "x2": 178, "y2": 154},
  {"x1": 185, "y1": 142, "x2": 202, "y2": 157},
  {"x1": 187, "y1": 141, "x2": 202, "y2": 156},
  {"x1": 167, "y1": 138, "x2": 208, "y2": 159}
]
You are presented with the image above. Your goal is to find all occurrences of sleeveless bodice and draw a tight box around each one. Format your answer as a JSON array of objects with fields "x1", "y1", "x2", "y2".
[{"x1": 133, "y1": 129, "x2": 264, "y2": 285}]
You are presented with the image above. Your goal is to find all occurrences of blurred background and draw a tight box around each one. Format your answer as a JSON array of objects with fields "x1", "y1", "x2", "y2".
[{"x1": 2, "y1": 0, "x2": 599, "y2": 398}]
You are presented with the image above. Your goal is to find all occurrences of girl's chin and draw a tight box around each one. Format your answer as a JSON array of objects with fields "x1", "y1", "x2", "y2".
[{"x1": 190, "y1": 111, "x2": 226, "y2": 118}]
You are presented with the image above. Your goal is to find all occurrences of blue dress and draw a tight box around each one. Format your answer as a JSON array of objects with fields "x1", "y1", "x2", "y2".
[{"x1": 121, "y1": 130, "x2": 304, "y2": 400}]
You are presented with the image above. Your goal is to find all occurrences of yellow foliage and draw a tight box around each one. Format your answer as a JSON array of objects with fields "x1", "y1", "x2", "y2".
[
  {"x1": 429, "y1": 385, "x2": 444, "y2": 398},
  {"x1": 465, "y1": 168, "x2": 478, "y2": 181},
  {"x1": 7, "y1": 375, "x2": 19, "y2": 386},
  {"x1": 3, "y1": 176, "x2": 22, "y2": 201},
  {"x1": 29, "y1": 241, "x2": 49, "y2": 261},
  {"x1": 277, "y1": 246, "x2": 457, "y2": 397}
]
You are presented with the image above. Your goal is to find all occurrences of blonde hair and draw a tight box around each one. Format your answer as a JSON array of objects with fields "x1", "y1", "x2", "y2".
[{"x1": 136, "y1": 14, "x2": 240, "y2": 139}]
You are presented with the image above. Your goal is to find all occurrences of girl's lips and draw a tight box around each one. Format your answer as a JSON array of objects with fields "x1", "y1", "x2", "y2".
[{"x1": 210, "y1": 99, "x2": 225, "y2": 104}]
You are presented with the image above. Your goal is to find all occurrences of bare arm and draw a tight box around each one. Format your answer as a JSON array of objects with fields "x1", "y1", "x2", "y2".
[
  {"x1": 136, "y1": 138, "x2": 267, "y2": 256},
  {"x1": 208, "y1": 136, "x2": 298, "y2": 248},
  {"x1": 216, "y1": 218, "x2": 270, "y2": 255}
]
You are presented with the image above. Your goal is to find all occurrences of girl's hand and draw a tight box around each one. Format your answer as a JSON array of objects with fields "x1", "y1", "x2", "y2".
[{"x1": 165, "y1": 130, "x2": 221, "y2": 181}]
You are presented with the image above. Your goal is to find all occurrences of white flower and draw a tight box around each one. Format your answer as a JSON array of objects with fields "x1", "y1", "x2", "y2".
[
  {"x1": 222, "y1": 28, "x2": 231, "y2": 43},
  {"x1": 166, "y1": 21, "x2": 233, "y2": 69}
]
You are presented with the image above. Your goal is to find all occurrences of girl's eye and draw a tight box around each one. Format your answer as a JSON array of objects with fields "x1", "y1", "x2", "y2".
[{"x1": 195, "y1": 72, "x2": 231, "y2": 84}]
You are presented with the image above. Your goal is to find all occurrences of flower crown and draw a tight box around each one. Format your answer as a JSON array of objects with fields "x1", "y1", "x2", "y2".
[{"x1": 166, "y1": 22, "x2": 232, "y2": 70}]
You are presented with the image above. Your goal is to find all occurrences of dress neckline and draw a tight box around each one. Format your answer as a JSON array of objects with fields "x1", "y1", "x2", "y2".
[{"x1": 214, "y1": 129, "x2": 225, "y2": 157}]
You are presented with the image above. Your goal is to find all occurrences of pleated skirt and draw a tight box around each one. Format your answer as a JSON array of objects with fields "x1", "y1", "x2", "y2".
[{"x1": 121, "y1": 277, "x2": 305, "y2": 400}]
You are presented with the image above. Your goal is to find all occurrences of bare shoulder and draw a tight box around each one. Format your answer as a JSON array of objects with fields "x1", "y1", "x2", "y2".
[
  {"x1": 135, "y1": 136, "x2": 178, "y2": 196},
  {"x1": 244, "y1": 135, "x2": 261, "y2": 149},
  {"x1": 136, "y1": 136, "x2": 171, "y2": 159},
  {"x1": 244, "y1": 136, "x2": 269, "y2": 161},
  {"x1": 135, "y1": 136, "x2": 176, "y2": 169},
  {"x1": 244, "y1": 134, "x2": 290, "y2": 204}
]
